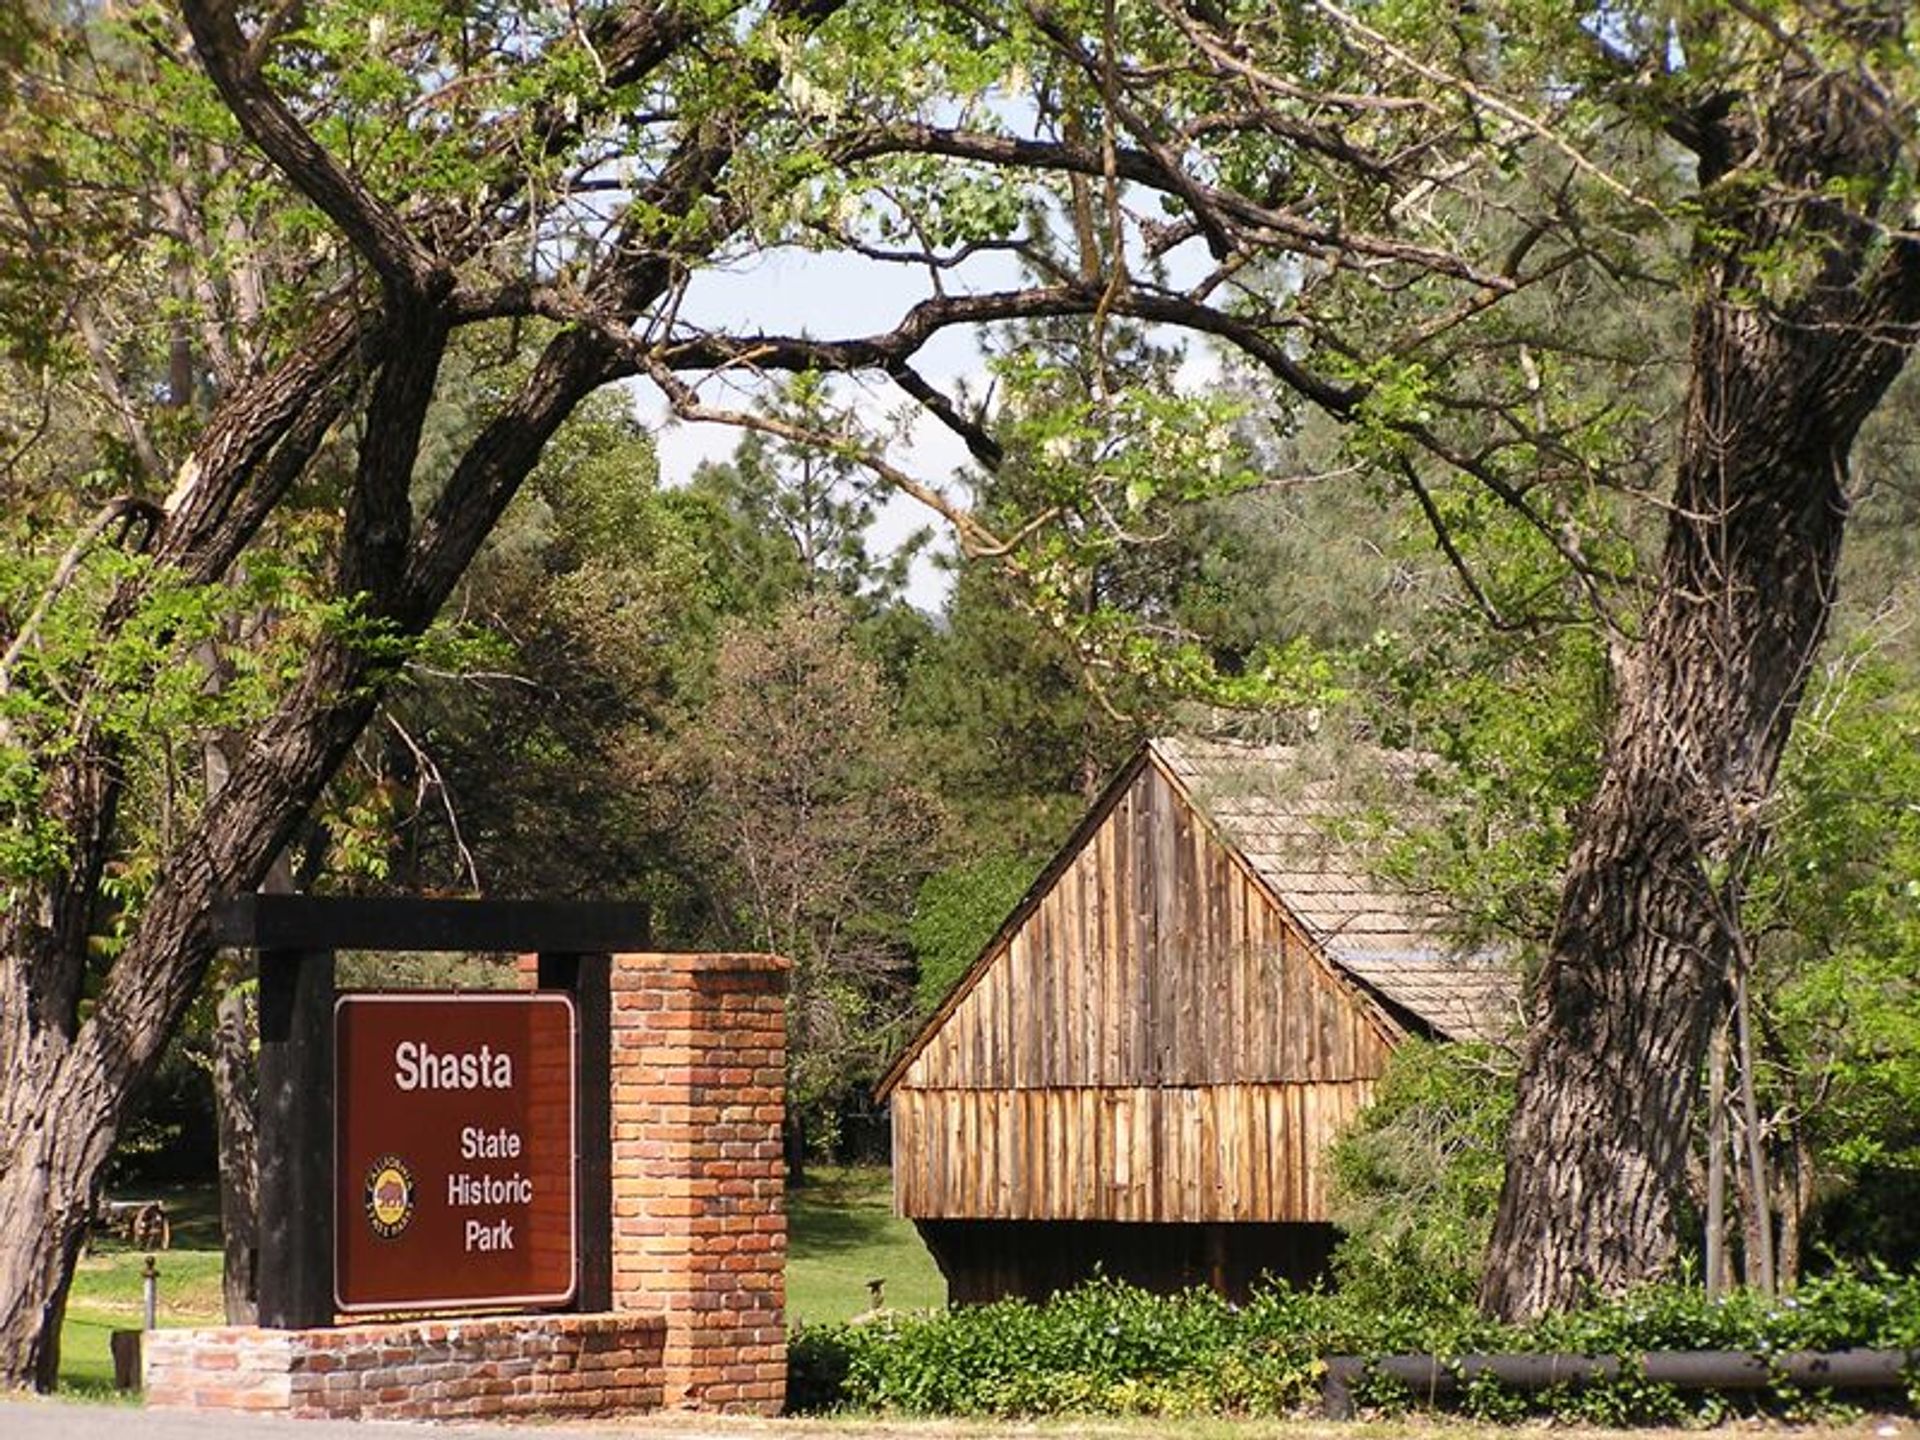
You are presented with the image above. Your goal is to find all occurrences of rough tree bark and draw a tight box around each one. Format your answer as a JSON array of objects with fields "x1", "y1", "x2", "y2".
[
  {"x1": 1480, "y1": 46, "x2": 1920, "y2": 1319},
  {"x1": 0, "y1": 340, "x2": 612, "y2": 1383},
  {"x1": 0, "y1": 0, "x2": 846, "y2": 1383}
]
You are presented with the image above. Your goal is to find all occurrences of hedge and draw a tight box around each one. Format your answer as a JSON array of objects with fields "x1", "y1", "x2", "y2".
[{"x1": 788, "y1": 1268, "x2": 1920, "y2": 1422}]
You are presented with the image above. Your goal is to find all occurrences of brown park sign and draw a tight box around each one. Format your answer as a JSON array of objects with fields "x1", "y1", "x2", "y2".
[{"x1": 334, "y1": 992, "x2": 577, "y2": 1313}]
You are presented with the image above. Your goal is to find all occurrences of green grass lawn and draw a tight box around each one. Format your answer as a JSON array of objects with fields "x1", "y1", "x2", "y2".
[
  {"x1": 60, "y1": 1184, "x2": 227, "y2": 1397},
  {"x1": 56, "y1": 1165, "x2": 936, "y2": 1392},
  {"x1": 787, "y1": 1164, "x2": 944, "y2": 1323}
]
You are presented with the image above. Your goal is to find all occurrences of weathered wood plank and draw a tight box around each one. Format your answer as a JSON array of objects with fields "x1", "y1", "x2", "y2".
[
  {"x1": 1118, "y1": 810, "x2": 1135, "y2": 1086},
  {"x1": 1100, "y1": 812, "x2": 1122, "y2": 1086},
  {"x1": 1078, "y1": 848, "x2": 1098, "y2": 1085},
  {"x1": 895, "y1": 1082, "x2": 1373, "y2": 1222},
  {"x1": 1137, "y1": 776, "x2": 1162, "y2": 1084}
]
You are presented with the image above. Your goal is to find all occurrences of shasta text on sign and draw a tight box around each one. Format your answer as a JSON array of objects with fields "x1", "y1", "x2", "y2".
[{"x1": 334, "y1": 992, "x2": 576, "y2": 1313}]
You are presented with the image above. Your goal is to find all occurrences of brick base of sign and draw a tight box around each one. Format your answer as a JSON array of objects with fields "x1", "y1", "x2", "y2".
[{"x1": 143, "y1": 1313, "x2": 667, "y2": 1421}]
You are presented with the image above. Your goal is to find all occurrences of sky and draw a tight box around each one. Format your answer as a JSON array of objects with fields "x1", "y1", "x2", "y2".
[
  {"x1": 629, "y1": 246, "x2": 1002, "y2": 611},
  {"x1": 624, "y1": 218, "x2": 1226, "y2": 613}
]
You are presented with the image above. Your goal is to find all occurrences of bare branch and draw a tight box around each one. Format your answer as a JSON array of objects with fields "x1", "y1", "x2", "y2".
[
  {"x1": 72, "y1": 297, "x2": 167, "y2": 484},
  {"x1": 842, "y1": 124, "x2": 1523, "y2": 288},
  {"x1": 1309, "y1": 0, "x2": 1659, "y2": 212},
  {"x1": 886, "y1": 361, "x2": 1004, "y2": 471},
  {"x1": 384, "y1": 710, "x2": 480, "y2": 892},
  {"x1": 641, "y1": 353, "x2": 1037, "y2": 559}
]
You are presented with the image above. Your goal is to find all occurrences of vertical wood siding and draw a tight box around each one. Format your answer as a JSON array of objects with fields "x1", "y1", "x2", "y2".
[
  {"x1": 892, "y1": 758, "x2": 1400, "y2": 1224},
  {"x1": 898, "y1": 761, "x2": 1395, "y2": 1092},
  {"x1": 891, "y1": 1082, "x2": 1376, "y2": 1222}
]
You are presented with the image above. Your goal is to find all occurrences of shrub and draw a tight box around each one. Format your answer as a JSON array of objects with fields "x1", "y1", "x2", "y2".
[
  {"x1": 793, "y1": 1279, "x2": 1330, "y2": 1416},
  {"x1": 787, "y1": 1270, "x2": 1920, "y2": 1421},
  {"x1": 1326, "y1": 1037, "x2": 1514, "y2": 1304}
]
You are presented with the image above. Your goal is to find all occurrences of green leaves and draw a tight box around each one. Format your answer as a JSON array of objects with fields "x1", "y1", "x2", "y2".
[
  {"x1": 907, "y1": 852, "x2": 1036, "y2": 1012},
  {"x1": 1330, "y1": 1039, "x2": 1516, "y2": 1303},
  {"x1": 1744, "y1": 656, "x2": 1920, "y2": 1216},
  {"x1": 793, "y1": 1269, "x2": 1920, "y2": 1419},
  {"x1": 800, "y1": 1278, "x2": 1331, "y2": 1416},
  {"x1": 0, "y1": 522, "x2": 346, "y2": 908}
]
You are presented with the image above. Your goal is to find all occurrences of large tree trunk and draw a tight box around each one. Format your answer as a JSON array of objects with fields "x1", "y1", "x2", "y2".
[
  {"x1": 0, "y1": 1034, "x2": 122, "y2": 1391},
  {"x1": 0, "y1": 355, "x2": 599, "y2": 1383},
  {"x1": 0, "y1": 643, "x2": 377, "y2": 1382},
  {"x1": 0, "y1": 0, "x2": 838, "y2": 1389},
  {"x1": 1480, "y1": 51, "x2": 1920, "y2": 1319}
]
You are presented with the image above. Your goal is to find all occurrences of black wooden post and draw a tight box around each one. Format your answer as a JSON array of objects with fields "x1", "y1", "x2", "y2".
[
  {"x1": 256, "y1": 946, "x2": 336, "y2": 1329},
  {"x1": 218, "y1": 895, "x2": 644, "y2": 1327},
  {"x1": 539, "y1": 951, "x2": 612, "y2": 1313}
]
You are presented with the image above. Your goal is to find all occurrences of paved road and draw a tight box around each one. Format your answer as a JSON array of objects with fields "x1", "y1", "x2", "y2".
[
  {"x1": 0, "y1": 1399, "x2": 801, "y2": 1440},
  {"x1": 1, "y1": 1400, "x2": 576, "y2": 1440},
  {"x1": 6, "y1": 1400, "x2": 1909, "y2": 1440}
]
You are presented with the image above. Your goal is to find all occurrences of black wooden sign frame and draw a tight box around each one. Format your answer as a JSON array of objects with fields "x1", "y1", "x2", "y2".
[{"x1": 215, "y1": 896, "x2": 647, "y2": 1329}]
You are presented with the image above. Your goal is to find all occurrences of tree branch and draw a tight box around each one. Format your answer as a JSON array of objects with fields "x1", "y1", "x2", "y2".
[
  {"x1": 179, "y1": 0, "x2": 446, "y2": 300},
  {"x1": 1308, "y1": 0, "x2": 1658, "y2": 212},
  {"x1": 336, "y1": 302, "x2": 449, "y2": 612},
  {"x1": 155, "y1": 297, "x2": 368, "y2": 584},
  {"x1": 886, "y1": 361, "x2": 1004, "y2": 471},
  {"x1": 842, "y1": 122, "x2": 1518, "y2": 288}
]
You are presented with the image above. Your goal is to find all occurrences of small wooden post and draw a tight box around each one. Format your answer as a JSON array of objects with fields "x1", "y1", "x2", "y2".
[
  {"x1": 256, "y1": 946, "x2": 336, "y2": 1329},
  {"x1": 109, "y1": 1330, "x2": 142, "y2": 1391},
  {"x1": 539, "y1": 951, "x2": 612, "y2": 1313}
]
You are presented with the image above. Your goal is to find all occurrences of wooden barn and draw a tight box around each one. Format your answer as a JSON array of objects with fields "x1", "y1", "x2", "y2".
[{"x1": 876, "y1": 735, "x2": 1517, "y2": 1304}]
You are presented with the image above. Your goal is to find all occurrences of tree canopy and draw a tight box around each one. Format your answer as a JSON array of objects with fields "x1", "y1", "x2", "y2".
[{"x1": 3, "y1": 0, "x2": 1919, "y2": 1386}]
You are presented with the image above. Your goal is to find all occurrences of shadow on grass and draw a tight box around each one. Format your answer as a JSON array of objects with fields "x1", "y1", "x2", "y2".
[
  {"x1": 790, "y1": 1195, "x2": 906, "y2": 1257},
  {"x1": 91, "y1": 1182, "x2": 221, "y2": 1251}
]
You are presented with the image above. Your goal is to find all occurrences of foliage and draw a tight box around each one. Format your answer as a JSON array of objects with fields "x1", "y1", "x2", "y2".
[
  {"x1": 103, "y1": 1037, "x2": 220, "y2": 1188},
  {"x1": 1744, "y1": 652, "x2": 1920, "y2": 1267},
  {"x1": 6, "y1": 0, "x2": 1920, "y2": 1384},
  {"x1": 1350, "y1": 478, "x2": 1618, "y2": 959},
  {"x1": 0, "y1": 527, "x2": 356, "y2": 911},
  {"x1": 1326, "y1": 641, "x2": 1920, "y2": 1287},
  {"x1": 672, "y1": 598, "x2": 945, "y2": 1152},
  {"x1": 689, "y1": 372, "x2": 932, "y2": 619},
  {"x1": 902, "y1": 560, "x2": 1133, "y2": 857},
  {"x1": 793, "y1": 1279, "x2": 1330, "y2": 1417},
  {"x1": 340, "y1": 389, "x2": 720, "y2": 901},
  {"x1": 792, "y1": 1271, "x2": 1920, "y2": 1421},
  {"x1": 1328, "y1": 1040, "x2": 1516, "y2": 1307},
  {"x1": 906, "y1": 852, "x2": 1036, "y2": 1015}
]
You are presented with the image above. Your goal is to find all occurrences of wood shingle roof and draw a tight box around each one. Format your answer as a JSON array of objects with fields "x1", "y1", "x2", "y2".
[{"x1": 1154, "y1": 735, "x2": 1521, "y2": 1044}]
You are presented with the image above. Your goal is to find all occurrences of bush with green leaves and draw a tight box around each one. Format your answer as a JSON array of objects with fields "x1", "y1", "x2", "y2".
[
  {"x1": 792, "y1": 1279, "x2": 1333, "y2": 1417},
  {"x1": 788, "y1": 1270, "x2": 1920, "y2": 1421},
  {"x1": 1327, "y1": 1037, "x2": 1515, "y2": 1308}
]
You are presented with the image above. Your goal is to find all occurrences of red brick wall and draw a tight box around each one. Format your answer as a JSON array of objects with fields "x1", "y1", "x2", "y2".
[
  {"x1": 608, "y1": 951, "x2": 789, "y2": 1414},
  {"x1": 144, "y1": 1313, "x2": 666, "y2": 1420}
]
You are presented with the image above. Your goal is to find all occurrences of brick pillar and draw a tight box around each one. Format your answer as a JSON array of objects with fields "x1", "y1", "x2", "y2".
[{"x1": 608, "y1": 952, "x2": 788, "y2": 1414}]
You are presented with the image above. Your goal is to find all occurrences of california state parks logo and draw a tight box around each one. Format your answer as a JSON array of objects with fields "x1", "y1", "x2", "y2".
[{"x1": 363, "y1": 1155, "x2": 416, "y2": 1239}]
